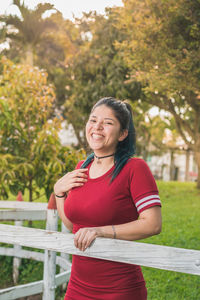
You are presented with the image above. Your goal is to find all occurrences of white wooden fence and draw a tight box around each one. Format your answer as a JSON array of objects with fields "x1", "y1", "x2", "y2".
[
  {"x1": 0, "y1": 197, "x2": 200, "y2": 300},
  {"x1": 0, "y1": 196, "x2": 71, "y2": 300}
]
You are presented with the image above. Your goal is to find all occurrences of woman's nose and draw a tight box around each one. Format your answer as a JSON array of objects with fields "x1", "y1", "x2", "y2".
[{"x1": 94, "y1": 121, "x2": 103, "y2": 130}]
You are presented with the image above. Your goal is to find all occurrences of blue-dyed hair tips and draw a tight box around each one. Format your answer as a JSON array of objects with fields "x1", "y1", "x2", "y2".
[{"x1": 81, "y1": 97, "x2": 136, "y2": 182}]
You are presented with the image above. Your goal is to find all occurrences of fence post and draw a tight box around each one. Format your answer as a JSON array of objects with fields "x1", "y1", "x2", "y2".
[
  {"x1": 13, "y1": 191, "x2": 23, "y2": 285},
  {"x1": 42, "y1": 193, "x2": 58, "y2": 300},
  {"x1": 60, "y1": 222, "x2": 71, "y2": 290}
]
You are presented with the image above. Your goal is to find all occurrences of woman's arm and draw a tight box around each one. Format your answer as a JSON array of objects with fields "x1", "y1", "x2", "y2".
[
  {"x1": 101, "y1": 206, "x2": 162, "y2": 240},
  {"x1": 54, "y1": 167, "x2": 88, "y2": 232},
  {"x1": 74, "y1": 206, "x2": 162, "y2": 251},
  {"x1": 55, "y1": 196, "x2": 73, "y2": 232}
]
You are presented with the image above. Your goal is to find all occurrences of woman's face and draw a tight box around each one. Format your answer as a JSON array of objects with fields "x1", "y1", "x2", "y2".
[{"x1": 86, "y1": 105, "x2": 127, "y2": 155}]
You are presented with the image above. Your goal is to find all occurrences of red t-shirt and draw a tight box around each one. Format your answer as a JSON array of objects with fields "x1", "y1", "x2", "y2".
[{"x1": 64, "y1": 158, "x2": 161, "y2": 300}]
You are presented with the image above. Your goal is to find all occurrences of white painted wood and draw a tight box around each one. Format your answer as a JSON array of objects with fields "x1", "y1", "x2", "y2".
[
  {"x1": 0, "y1": 279, "x2": 43, "y2": 300},
  {"x1": 60, "y1": 222, "x2": 71, "y2": 290},
  {"x1": 55, "y1": 269, "x2": 71, "y2": 287},
  {"x1": 0, "y1": 224, "x2": 199, "y2": 276},
  {"x1": 0, "y1": 210, "x2": 46, "y2": 221},
  {"x1": 0, "y1": 270, "x2": 71, "y2": 300},
  {"x1": 0, "y1": 247, "x2": 71, "y2": 269},
  {"x1": 13, "y1": 221, "x2": 22, "y2": 284},
  {"x1": 42, "y1": 210, "x2": 58, "y2": 300},
  {"x1": 0, "y1": 247, "x2": 44, "y2": 262},
  {"x1": 0, "y1": 201, "x2": 47, "y2": 210},
  {"x1": 61, "y1": 222, "x2": 71, "y2": 262}
]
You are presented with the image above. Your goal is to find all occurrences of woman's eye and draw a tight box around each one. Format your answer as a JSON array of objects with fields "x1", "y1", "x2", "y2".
[
  {"x1": 89, "y1": 119, "x2": 96, "y2": 123},
  {"x1": 105, "y1": 122, "x2": 113, "y2": 125}
]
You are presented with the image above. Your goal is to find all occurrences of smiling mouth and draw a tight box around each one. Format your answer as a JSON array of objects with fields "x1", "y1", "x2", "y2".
[{"x1": 91, "y1": 133, "x2": 104, "y2": 140}]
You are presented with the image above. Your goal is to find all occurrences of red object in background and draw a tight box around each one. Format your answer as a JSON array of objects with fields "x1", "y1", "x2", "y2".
[
  {"x1": 189, "y1": 171, "x2": 198, "y2": 178},
  {"x1": 16, "y1": 191, "x2": 24, "y2": 201},
  {"x1": 48, "y1": 193, "x2": 57, "y2": 210}
]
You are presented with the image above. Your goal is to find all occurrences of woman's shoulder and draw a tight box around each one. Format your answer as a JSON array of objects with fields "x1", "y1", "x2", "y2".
[
  {"x1": 124, "y1": 157, "x2": 152, "y2": 175},
  {"x1": 126, "y1": 157, "x2": 148, "y2": 168},
  {"x1": 124, "y1": 157, "x2": 154, "y2": 181}
]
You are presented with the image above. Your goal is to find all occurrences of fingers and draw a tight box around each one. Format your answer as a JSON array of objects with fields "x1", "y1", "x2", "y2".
[
  {"x1": 72, "y1": 169, "x2": 88, "y2": 179},
  {"x1": 68, "y1": 182, "x2": 85, "y2": 189},
  {"x1": 55, "y1": 168, "x2": 88, "y2": 195},
  {"x1": 74, "y1": 228, "x2": 98, "y2": 251},
  {"x1": 68, "y1": 170, "x2": 88, "y2": 187}
]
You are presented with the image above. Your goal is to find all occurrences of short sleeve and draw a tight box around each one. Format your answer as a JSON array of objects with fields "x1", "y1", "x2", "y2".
[{"x1": 129, "y1": 159, "x2": 161, "y2": 214}]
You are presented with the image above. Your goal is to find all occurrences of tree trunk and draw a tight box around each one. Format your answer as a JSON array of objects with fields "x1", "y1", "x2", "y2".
[
  {"x1": 194, "y1": 150, "x2": 200, "y2": 189},
  {"x1": 29, "y1": 178, "x2": 33, "y2": 202},
  {"x1": 197, "y1": 166, "x2": 200, "y2": 189},
  {"x1": 71, "y1": 123, "x2": 88, "y2": 149},
  {"x1": 185, "y1": 149, "x2": 190, "y2": 181},
  {"x1": 28, "y1": 178, "x2": 33, "y2": 227},
  {"x1": 142, "y1": 147, "x2": 148, "y2": 161},
  {"x1": 194, "y1": 135, "x2": 200, "y2": 189},
  {"x1": 170, "y1": 150, "x2": 175, "y2": 181},
  {"x1": 25, "y1": 44, "x2": 34, "y2": 66}
]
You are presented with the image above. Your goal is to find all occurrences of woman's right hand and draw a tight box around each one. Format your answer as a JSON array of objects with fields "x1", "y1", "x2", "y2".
[{"x1": 54, "y1": 168, "x2": 88, "y2": 197}]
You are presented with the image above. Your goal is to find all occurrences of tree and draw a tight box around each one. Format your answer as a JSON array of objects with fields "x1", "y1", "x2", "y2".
[
  {"x1": 117, "y1": 0, "x2": 200, "y2": 188},
  {"x1": 62, "y1": 9, "x2": 141, "y2": 149},
  {"x1": 35, "y1": 11, "x2": 81, "y2": 107},
  {"x1": 0, "y1": 57, "x2": 85, "y2": 200},
  {"x1": 0, "y1": 0, "x2": 56, "y2": 65}
]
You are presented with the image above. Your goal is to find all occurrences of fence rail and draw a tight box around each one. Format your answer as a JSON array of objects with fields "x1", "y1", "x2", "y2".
[
  {"x1": 0, "y1": 200, "x2": 47, "y2": 210},
  {"x1": 0, "y1": 198, "x2": 70, "y2": 300},
  {"x1": 0, "y1": 223, "x2": 200, "y2": 276},
  {"x1": 0, "y1": 271, "x2": 71, "y2": 300},
  {"x1": 0, "y1": 198, "x2": 200, "y2": 300}
]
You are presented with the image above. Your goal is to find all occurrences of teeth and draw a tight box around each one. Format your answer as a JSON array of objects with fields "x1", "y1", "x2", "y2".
[{"x1": 92, "y1": 134, "x2": 103, "y2": 140}]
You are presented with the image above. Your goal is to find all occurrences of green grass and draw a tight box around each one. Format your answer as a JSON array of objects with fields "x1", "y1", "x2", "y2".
[
  {"x1": 0, "y1": 181, "x2": 200, "y2": 299},
  {"x1": 141, "y1": 181, "x2": 200, "y2": 300}
]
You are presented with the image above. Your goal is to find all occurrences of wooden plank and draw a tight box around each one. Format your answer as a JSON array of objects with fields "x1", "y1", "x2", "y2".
[
  {"x1": 0, "y1": 224, "x2": 199, "y2": 276},
  {"x1": 0, "y1": 270, "x2": 71, "y2": 300},
  {"x1": 43, "y1": 210, "x2": 58, "y2": 300},
  {"x1": 0, "y1": 201, "x2": 47, "y2": 210},
  {"x1": 0, "y1": 247, "x2": 71, "y2": 270},
  {"x1": 0, "y1": 280, "x2": 43, "y2": 300},
  {"x1": 0, "y1": 247, "x2": 44, "y2": 261},
  {"x1": 55, "y1": 270, "x2": 71, "y2": 287},
  {"x1": 60, "y1": 222, "x2": 71, "y2": 290},
  {"x1": 0, "y1": 210, "x2": 46, "y2": 221},
  {"x1": 13, "y1": 221, "x2": 22, "y2": 284}
]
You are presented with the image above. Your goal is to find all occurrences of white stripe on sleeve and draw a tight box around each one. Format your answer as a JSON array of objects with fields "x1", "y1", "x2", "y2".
[
  {"x1": 135, "y1": 195, "x2": 160, "y2": 208},
  {"x1": 137, "y1": 199, "x2": 161, "y2": 212}
]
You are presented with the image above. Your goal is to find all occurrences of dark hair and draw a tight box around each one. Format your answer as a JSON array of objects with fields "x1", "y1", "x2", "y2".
[{"x1": 81, "y1": 97, "x2": 136, "y2": 182}]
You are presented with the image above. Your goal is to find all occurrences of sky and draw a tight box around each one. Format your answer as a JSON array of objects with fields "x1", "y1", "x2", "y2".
[{"x1": 0, "y1": 0, "x2": 123, "y2": 20}]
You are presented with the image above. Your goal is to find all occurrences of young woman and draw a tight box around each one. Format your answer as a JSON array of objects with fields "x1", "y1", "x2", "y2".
[{"x1": 54, "y1": 97, "x2": 162, "y2": 300}]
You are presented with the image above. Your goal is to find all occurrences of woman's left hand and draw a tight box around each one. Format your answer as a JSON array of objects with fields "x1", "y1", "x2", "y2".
[{"x1": 74, "y1": 227, "x2": 103, "y2": 251}]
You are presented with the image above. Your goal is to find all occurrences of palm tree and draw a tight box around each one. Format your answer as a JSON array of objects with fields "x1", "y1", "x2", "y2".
[{"x1": 0, "y1": 0, "x2": 56, "y2": 65}]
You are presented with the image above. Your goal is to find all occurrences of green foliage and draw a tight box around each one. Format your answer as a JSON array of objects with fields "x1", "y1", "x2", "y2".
[
  {"x1": 36, "y1": 11, "x2": 80, "y2": 107},
  {"x1": 0, "y1": 57, "x2": 86, "y2": 200},
  {"x1": 18, "y1": 258, "x2": 43, "y2": 284},
  {"x1": 0, "y1": 255, "x2": 13, "y2": 288},
  {"x1": 66, "y1": 10, "x2": 141, "y2": 146},
  {"x1": 117, "y1": 0, "x2": 200, "y2": 186},
  {"x1": 43, "y1": 9, "x2": 142, "y2": 148},
  {"x1": 131, "y1": 101, "x2": 173, "y2": 159}
]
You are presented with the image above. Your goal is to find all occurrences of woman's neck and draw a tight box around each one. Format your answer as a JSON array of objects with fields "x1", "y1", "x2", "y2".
[{"x1": 93, "y1": 154, "x2": 114, "y2": 166}]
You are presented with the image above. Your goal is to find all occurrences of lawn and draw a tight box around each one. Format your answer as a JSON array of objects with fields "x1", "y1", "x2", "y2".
[
  {"x1": 0, "y1": 181, "x2": 200, "y2": 299},
  {"x1": 141, "y1": 181, "x2": 200, "y2": 300}
]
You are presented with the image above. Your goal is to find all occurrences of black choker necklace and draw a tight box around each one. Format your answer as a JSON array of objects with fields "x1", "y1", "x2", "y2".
[{"x1": 94, "y1": 153, "x2": 115, "y2": 164}]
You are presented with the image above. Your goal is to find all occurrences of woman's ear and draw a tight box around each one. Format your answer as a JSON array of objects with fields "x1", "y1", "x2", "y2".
[{"x1": 118, "y1": 129, "x2": 128, "y2": 142}]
